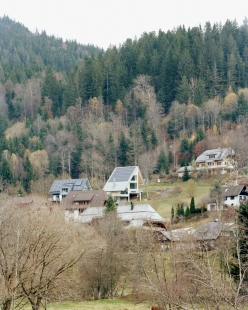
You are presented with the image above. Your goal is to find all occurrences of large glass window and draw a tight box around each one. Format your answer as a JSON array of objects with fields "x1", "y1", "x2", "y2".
[
  {"x1": 130, "y1": 183, "x2": 137, "y2": 189},
  {"x1": 131, "y1": 175, "x2": 137, "y2": 181}
]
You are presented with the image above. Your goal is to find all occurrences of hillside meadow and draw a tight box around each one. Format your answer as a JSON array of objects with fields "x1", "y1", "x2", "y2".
[
  {"x1": 25, "y1": 299, "x2": 150, "y2": 310},
  {"x1": 137, "y1": 176, "x2": 214, "y2": 221}
]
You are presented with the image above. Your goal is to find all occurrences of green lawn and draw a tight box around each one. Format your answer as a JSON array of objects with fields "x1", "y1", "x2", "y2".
[{"x1": 138, "y1": 178, "x2": 213, "y2": 221}]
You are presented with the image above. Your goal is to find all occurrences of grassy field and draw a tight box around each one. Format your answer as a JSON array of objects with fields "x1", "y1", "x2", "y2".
[
  {"x1": 137, "y1": 176, "x2": 214, "y2": 221},
  {"x1": 26, "y1": 299, "x2": 150, "y2": 310}
]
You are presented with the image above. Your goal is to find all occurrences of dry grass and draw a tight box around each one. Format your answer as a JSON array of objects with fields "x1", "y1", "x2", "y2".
[{"x1": 25, "y1": 299, "x2": 150, "y2": 310}]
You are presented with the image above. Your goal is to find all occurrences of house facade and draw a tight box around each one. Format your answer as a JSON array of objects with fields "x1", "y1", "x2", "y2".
[
  {"x1": 223, "y1": 185, "x2": 248, "y2": 207},
  {"x1": 195, "y1": 147, "x2": 235, "y2": 174},
  {"x1": 48, "y1": 178, "x2": 92, "y2": 202},
  {"x1": 207, "y1": 185, "x2": 248, "y2": 211},
  {"x1": 103, "y1": 166, "x2": 144, "y2": 203},
  {"x1": 63, "y1": 190, "x2": 108, "y2": 221}
]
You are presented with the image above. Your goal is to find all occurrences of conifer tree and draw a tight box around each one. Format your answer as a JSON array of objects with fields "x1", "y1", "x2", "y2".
[
  {"x1": 150, "y1": 130, "x2": 158, "y2": 148},
  {"x1": 237, "y1": 92, "x2": 248, "y2": 116},
  {"x1": 185, "y1": 206, "x2": 190, "y2": 218},
  {"x1": 23, "y1": 156, "x2": 35, "y2": 193},
  {"x1": 180, "y1": 203, "x2": 185, "y2": 216},
  {"x1": 171, "y1": 206, "x2": 174, "y2": 219},
  {"x1": 176, "y1": 203, "x2": 181, "y2": 216},
  {"x1": 182, "y1": 166, "x2": 190, "y2": 182},
  {"x1": 105, "y1": 195, "x2": 117, "y2": 213},
  {"x1": 190, "y1": 197, "x2": 196, "y2": 214},
  {"x1": 118, "y1": 132, "x2": 130, "y2": 166},
  {"x1": 0, "y1": 158, "x2": 14, "y2": 184},
  {"x1": 157, "y1": 149, "x2": 169, "y2": 174}
]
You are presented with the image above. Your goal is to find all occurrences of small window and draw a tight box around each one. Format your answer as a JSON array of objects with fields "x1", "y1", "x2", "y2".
[
  {"x1": 62, "y1": 188, "x2": 68, "y2": 192},
  {"x1": 230, "y1": 196, "x2": 235, "y2": 200}
]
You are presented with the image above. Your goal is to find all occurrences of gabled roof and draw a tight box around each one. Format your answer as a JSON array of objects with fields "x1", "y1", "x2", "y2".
[
  {"x1": 161, "y1": 227, "x2": 194, "y2": 242},
  {"x1": 193, "y1": 221, "x2": 230, "y2": 241},
  {"x1": 103, "y1": 166, "x2": 143, "y2": 192},
  {"x1": 78, "y1": 204, "x2": 165, "y2": 228},
  {"x1": 176, "y1": 166, "x2": 195, "y2": 173},
  {"x1": 62, "y1": 190, "x2": 108, "y2": 208},
  {"x1": 117, "y1": 204, "x2": 165, "y2": 227},
  {"x1": 48, "y1": 178, "x2": 92, "y2": 195},
  {"x1": 222, "y1": 185, "x2": 246, "y2": 197},
  {"x1": 196, "y1": 148, "x2": 234, "y2": 163}
]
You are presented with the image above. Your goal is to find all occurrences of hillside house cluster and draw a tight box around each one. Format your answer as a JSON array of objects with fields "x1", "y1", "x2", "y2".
[{"x1": 48, "y1": 166, "x2": 165, "y2": 232}]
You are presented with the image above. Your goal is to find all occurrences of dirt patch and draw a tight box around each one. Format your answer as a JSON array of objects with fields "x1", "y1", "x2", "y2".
[
  {"x1": 149, "y1": 187, "x2": 181, "y2": 200},
  {"x1": 120, "y1": 293, "x2": 148, "y2": 303}
]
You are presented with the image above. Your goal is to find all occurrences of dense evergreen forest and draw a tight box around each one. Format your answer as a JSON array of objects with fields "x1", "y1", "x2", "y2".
[{"x1": 0, "y1": 16, "x2": 248, "y2": 194}]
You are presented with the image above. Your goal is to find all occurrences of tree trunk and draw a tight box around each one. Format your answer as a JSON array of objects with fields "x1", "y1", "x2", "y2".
[
  {"x1": 1, "y1": 298, "x2": 12, "y2": 310},
  {"x1": 31, "y1": 298, "x2": 42, "y2": 310}
]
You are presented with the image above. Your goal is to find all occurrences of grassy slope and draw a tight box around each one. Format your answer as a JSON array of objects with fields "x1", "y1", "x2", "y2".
[
  {"x1": 138, "y1": 177, "x2": 214, "y2": 221},
  {"x1": 32, "y1": 299, "x2": 149, "y2": 310}
]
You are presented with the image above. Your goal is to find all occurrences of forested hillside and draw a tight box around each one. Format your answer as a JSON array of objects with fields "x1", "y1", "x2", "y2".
[{"x1": 0, "y1": 16, "x2": 248, "y2": 194}]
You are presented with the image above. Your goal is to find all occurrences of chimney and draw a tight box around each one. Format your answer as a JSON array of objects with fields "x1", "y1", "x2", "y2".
[{"x1": 131, "y1": 202, "x2": 134, "y2": 210}]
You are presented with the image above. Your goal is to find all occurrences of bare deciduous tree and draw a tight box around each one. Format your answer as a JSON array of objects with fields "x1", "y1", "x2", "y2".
[{"x1": 0, "y1": 201, "x2": 94, "y2": 310}]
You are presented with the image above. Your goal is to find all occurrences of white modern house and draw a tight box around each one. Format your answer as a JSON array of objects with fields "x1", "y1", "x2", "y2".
[
  {"x1": 103, "y1": 166, "x2": 144, "y2": 203},
  {"x1": 48, "y1": 178, "x2": 92, "y2": 202},
  {"x1": 195, "y1": 147, "x2": 235, "y2": 174}
]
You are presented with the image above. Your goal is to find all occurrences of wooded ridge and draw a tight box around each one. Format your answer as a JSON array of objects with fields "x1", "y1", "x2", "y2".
[{"x1": 0, "y1": 16, "x2": 248, "y2": 194}]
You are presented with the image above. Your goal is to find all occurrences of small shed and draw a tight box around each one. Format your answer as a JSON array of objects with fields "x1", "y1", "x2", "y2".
[{"x1": 176, "y1": 166, "x2": 195, "y2": 178}]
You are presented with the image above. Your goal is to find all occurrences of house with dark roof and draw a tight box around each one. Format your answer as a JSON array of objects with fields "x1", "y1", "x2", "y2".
[
  {"x1": 62, "y1": 190, "x2": 108, "y2": 221},
  {"x1": 48, "y1": 178, "x2": 92, "y2": 202},
  {"x1": 103, "y1": 166, "x2": 144, "y2": 203},
  {"x1": 192, "y1": 221, "x2": 231, "y2": 248},
  {"x1": 195, "y1": 147, "x2": 235, "y2": 174},
  {"x1": 222, "y1": 185, "x2": 248, "y2": 207},
  {"x1": 207, "y1": 185, "x2": 248, "y2": 211}
]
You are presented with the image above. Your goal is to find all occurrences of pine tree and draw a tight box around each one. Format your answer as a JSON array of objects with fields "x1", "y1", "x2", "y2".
[
  {"x1": 150, "y1": 130, "x2": 158, "y2": 148},
  {"x1": 0, "y1": 158, "x2": 14, "y2": 184},
  {"x1": 180, "y1": 203, "x2": 185, "y2": 216},
  {"x1": 23, "y1": 156, "x2": 35, "y2": 193},
  {"x1": 237, "y1": 92, "x2": 248, "y2": 116},
  {"x1": 171, "y1": 206, "x2": 174, "y2": 219},
  {"x1": 157, "y1": 149, "x2": 169, "y2": 174},
  {"x1": 105, "y1": 195, "x2": 117, "y2": 213},
  {"x1": 118, "y1": 132, "x2": 130, "y2": 166},
  {"x1": 190, "y1": 197, "x2": 196, "y2": 214},
  {"x1": 185, "y1": 206, "x2": 190, "y2": 218},
  {"x1": 176, "y1": 203, "x2": 181, "y2": 216},
  {"x1": 182, "y1": 166, "x2": 190, "y2": 182},
  {"x1": 230, "y1": 200, "x2": 248, "y2": 282}
]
